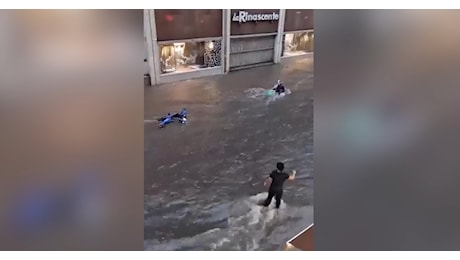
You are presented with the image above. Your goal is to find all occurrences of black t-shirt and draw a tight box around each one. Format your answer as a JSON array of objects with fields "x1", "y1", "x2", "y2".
[{"x1": 269, "y1": 170, "x2": 289, "y2": 191}]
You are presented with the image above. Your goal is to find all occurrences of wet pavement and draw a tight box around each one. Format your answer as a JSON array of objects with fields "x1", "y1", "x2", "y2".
[{"x1": 144, "y1": 56, "x2": 314, "y2": 251}]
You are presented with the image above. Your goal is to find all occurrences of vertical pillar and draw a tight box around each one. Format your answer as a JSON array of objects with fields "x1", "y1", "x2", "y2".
[
  {"x1": 274, "y1": 9, "x2": 286, "y2": 64},
  {"x1": 144, "y1": 10, "x2": 155, "y2": 85},
  {"x1": 224, "y1": 9, "x2": 231, "y2": 73},
  {"x1": 147, "y1": 10, "x2": 161, "y2": 85}
]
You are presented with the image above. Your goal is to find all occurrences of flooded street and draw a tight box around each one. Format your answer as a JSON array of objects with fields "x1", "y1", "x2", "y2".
[{"x1": 144, "y1": 56, "x2": 314, "y2": 250}]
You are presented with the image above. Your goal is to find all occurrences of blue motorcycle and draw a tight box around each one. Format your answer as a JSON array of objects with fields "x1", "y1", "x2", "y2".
[{"x1": 158, "y1": 108, "x2": 188, "y2": 128}]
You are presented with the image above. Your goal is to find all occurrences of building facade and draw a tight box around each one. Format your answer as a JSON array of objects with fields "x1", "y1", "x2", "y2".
[{"x1": 144, "y1": 9, "x2": 313, "y2": 85}]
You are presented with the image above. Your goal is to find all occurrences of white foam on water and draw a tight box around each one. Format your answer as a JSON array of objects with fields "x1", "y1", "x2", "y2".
[
  {"x1": 144, "y1": 119, "x2": 157, "y2": 124},
  {"x1": 210, "y1": 237, "x2": 231, "y2": 250},
  {"x1": 145, "y1": 192, "x2": 311, "y2": 251},
  {"x1": 265, "y1": 89, "x2": 292, "y2": 105},
  {"x1": 144, "y1": 228, "x2": 222, "y2": 251},
  {"x1": 244, "y1": 88, "x2": 292, "y2": 105},
  {"x1": 244, "y1": 88, "x2": 267, "y2": 99}
]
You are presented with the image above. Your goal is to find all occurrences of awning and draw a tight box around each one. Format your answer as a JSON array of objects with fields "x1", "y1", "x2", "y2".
[{"x1": 285, "y1": 223, "x2": 313, "y2": 251}]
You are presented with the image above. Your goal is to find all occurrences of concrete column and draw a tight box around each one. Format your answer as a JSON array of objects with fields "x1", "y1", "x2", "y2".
[
  {"x1": 147, "y1": 10, "x2": 161, "y2": 85},
  {"x1": 274, "y1": 9, "x2": 286, "y2": 64},
  {"x1": 144, "y1": 10, "x2": 156, "y2": 85},
  {"x1": 224, "y1": 9, "x2": 231, "y2": 73}
]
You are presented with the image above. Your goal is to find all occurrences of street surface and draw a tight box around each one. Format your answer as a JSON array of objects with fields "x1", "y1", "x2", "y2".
[{"x1": 144, "y1": 56, "x2": 313, "y2": 250}]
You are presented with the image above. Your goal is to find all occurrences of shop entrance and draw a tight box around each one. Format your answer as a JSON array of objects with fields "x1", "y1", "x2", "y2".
[
  {"x1": 282, "y1": 30, "x2": 314, "y2": 57},
  {"x1": 229, "y1": 35, "x2": 276, "y2": 70}
]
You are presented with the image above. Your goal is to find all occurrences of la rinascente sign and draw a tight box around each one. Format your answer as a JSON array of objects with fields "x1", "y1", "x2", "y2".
[{"x1": 232, "y1": 11, "x2": 279, "y2": 23}]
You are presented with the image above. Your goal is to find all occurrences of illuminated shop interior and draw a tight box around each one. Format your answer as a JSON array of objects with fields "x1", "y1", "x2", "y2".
[
  {"x1": 283, "y1": 31, "x2": 314, "y2": 57},
  {"x1": 159, "y1": 40, "x2": 222, "y2": 74}
]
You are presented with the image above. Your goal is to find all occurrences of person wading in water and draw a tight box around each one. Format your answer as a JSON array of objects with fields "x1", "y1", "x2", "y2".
[{"x1": 263, "y1": 162, "x2": 296, "y2": 209}]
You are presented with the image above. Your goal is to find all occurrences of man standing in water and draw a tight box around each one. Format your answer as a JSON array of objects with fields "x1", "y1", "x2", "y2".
[{"x1": 263, "y1": 162, "x2": 296, "y2": 209}]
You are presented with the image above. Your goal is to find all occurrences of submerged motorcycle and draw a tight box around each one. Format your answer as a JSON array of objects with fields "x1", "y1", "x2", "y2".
[
  {"x1": 157, "y1": 108, "x2": 188, "y2": 128},
  {"x1": 265, "y1": 80, "x2": 288, "y2": 98}
]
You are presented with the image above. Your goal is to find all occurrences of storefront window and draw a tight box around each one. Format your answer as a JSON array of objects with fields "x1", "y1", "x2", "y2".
[
  {"x1": 159, "y1": 40, "x2": 222, "y2": 74},
  {"x1": 282, "y1": 31, "x2": 314, "y2": 57}
]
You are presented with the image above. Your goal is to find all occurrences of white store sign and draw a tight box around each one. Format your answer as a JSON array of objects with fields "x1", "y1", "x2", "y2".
[{"x1": 232, "y1": 11, "x2": 279, "y2": 23}]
